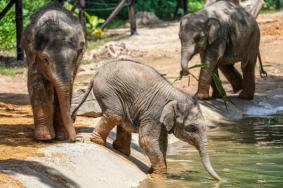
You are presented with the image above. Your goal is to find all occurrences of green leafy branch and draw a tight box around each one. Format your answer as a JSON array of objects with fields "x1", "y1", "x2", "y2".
[
  {"x1": 64, "y1": 2, "x2": 105, "y2": 38},
  {"x1": 173, "y1": 64, "x2": 234, "y2": 110}
]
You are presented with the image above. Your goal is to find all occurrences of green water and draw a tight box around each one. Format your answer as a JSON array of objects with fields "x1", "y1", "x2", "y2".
[{"x1": 139, "y1": 117, "x2": 283, "y2": 188}]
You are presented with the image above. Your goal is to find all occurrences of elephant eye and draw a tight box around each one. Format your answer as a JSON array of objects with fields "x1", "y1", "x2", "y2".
[
  {"x1": 185, "y1": 125, "x2": 198, "y2": 133},
  {"x1": 194, "y1": 35, "x2": 202, "y2": 42},
  {"x1": 40, "y1": 54, "x2": 49, "y2": 64},
  {"x1": 43, "y1": 57, "x2": 49, "y2": 64}
]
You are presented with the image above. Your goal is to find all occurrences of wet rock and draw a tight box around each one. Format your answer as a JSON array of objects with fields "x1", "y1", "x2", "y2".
[
  {"x1": 135, "y1": 11, "x2": 163, "y2": 26},
  {"x1": 71, "y1": 89, "x2": 101, "y2": 117}
]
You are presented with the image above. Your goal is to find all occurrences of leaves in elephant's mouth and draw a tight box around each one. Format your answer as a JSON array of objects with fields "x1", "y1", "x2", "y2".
[{"x1": 172, "y1": 63, "x2": 233, "y2": 111}]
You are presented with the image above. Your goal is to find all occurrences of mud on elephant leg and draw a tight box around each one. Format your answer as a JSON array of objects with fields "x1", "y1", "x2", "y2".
[
  {"x1": 53, "y1": 93, "x2": 69, "y2": 141},
  {"x1": 113, "y1": 125, "x2": 132, "y2": 156},
  {"x1": 195, "y1": 68, "x2": 213, "y2": 100},
  {"x1": 28, "y1": 72, "x2": 55, "y2": 140},
  {"x1": 139, "y1": 123, "x2": 168, "y2": 177},
  {"x1": 90, "y1": 114, "x2": 122, "y2": 146},
  {"x1": 239, "y1": 61, "x2": 256, "y2": 100},
  {"x1": 219, "y1": 64, "x2": 243, "y2": 93}
]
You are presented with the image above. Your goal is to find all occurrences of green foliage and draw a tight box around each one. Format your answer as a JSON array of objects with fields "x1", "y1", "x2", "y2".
[
  {"x1": 65, "y1": 2, "x2": 105, "y2": 38},
  {"x1": 173, "y1": 63, "x2": 232, "y2": 109},
  {"x1": 0, "y1": 66, "x2": 25, "y2": 76},
  {"x1": 0, "y1": 0, "x2": 52, "y2": 51}
]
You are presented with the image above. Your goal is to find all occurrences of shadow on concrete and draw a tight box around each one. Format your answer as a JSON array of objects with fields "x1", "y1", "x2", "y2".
[
  {"x1": 0, "y1": 93, "x2": 30, "y2": 105},
  {"x1": 76, "y1": 126, "x2": 150, "y2": 174},
  {"x1": 0, "y1": 159, "x2": 80, "y2": 188}
]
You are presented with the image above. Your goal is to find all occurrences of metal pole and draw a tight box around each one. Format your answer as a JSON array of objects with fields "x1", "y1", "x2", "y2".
[{"x1": 15, "y1": 0, "x2": 24, "y2": 61}]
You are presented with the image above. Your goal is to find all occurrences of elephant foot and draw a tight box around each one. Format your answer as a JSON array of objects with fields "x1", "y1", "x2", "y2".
[
  {"x1": 195, "y1": 92, "x2": 210, "y2": 100},
  {"x1": 34, "y1": 125, "x2": 54, "y2": 141},
  {"x1": 90, "y1": 132, "x2": 106, "y2": 146},
  {"x1": 55, "y1": 127, "x2": 69, "y2": 141},
  {"x1": 239, "y1": 91, "x2": 254, "y2": 100},
  {"x1": 113, "y1": 139, "x2": 130, "y2": 156},
  {"x1": 149, "y1": 167, "x2": 167, "y2": 179}
]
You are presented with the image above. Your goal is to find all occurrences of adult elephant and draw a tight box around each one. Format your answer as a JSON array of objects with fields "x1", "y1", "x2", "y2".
[
  {"x1": 179, "y1": 1, "x2": 260, "y2": 100},
  {"x1": 21, "y1": 3, "x2": 85, "y2": 141}
]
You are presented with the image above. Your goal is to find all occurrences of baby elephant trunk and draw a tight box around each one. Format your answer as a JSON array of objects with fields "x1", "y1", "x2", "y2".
[
  {"x1": 197, "y1": 138, "x2": 221, "y2": 181},
  {"x1": 181, "y1": 46, "x2": 195, "y2": 76}
]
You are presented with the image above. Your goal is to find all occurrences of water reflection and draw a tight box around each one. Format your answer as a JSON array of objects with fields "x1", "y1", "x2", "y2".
[{"x1": 138, "y1": 116, "x2": 283, "y2": 188}]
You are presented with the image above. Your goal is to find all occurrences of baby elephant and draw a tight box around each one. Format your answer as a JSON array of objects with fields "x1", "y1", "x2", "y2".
[
  {"x1": 179, "y1": 1, "x2": 260, "y2": 100},
  {"x1": 72, "y1": 59, "x2": 220, "y2": 180}
]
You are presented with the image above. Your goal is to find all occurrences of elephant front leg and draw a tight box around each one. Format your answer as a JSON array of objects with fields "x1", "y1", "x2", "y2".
[
  {"x1": 196, "y1": 68, "x2": 214, "y2": 100},
  {"x1": 90, "y1": 114, "x2": 122, "y2": 146},
  {"x1": 113, "y1": 125, "x2": 132, "y2": 156},
  {"x1": 139, "y1": 122, "x2": 168, "y2": 177},
  {"x1": 53, "y1": 93, "x2": 69, "y2": 140},
  {"x1": 28, "y1": 73, "x2": 55, "y2": 140},
  {"x1": 210, "y1": 68, "x2": 226, "y2": 98},
  {"x1": 196, "y1": 52, "x2": 219, "y2": 100}
]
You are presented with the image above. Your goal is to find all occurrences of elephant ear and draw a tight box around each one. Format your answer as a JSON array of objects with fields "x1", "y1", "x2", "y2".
[
  {"x1": 160, "y1": 101, "x2": 178, "y2": 132},
  {"x1": 207, "y1": 18, "x2": 221, "y2": 45}
]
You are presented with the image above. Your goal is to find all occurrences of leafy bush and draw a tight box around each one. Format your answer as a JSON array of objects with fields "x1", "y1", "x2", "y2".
[
  {"x1": 0, "y1": 0, "x2": 52, "y2": 51},
  {"x1": 65, "y1": 2, "x2": 105, "y2": 38}
]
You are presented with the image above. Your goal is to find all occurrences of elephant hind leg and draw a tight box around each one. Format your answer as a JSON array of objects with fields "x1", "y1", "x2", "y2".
[
  {"x1": 219, "y1": 64, "x2": 243, "y2": 93},
  {"x1": 239, "y1": 60, "x2": 256, "y2": 100},
  {"x1": 113, "y1": 125, "x2": 132, "y2": 156},
  {"x1": 90, "y1": 113, "x2": 122, "y2": 146}
]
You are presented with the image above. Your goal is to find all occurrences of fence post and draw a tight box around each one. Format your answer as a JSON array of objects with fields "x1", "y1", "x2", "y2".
[
  {"x1": 100, "y1": 0, "x2": 128, "y2": 30},
  {"x1": 128, "y1": 0, "x2": 136, "y2": 35},
  {"x1": 78, "y1": 0, "x2": 87, "y2": 39},
  {"x1": 181, "y1": 0, "x2": 188, "y2": 15},
  {"x1": 15, "y1": 0, "x2": 23, "y2": 61}
]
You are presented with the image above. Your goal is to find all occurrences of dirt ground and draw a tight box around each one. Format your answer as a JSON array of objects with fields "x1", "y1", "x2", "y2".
[{"x1": 0, "y1": 12, "x2": 283, "y2": 187}]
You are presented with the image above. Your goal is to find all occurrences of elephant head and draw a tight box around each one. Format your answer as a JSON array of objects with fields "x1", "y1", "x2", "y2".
[
  {"x1": 31, "y1": 19, "x2": 85, "y2": 140},
  {"x1": 179, "y1": 14, "x2": 223, "y2": 76},
  {"x1": 160, "y1": 98, "x2": 221, "y2": 181}
]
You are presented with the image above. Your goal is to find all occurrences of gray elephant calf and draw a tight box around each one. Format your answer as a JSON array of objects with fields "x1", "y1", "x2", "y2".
[
  {"x1": 21, "y1": 3, "x2": 85, "y2": 141},
  {"x1": 72, "y1": 59, "x2": 220, "y2": 180},
  {"x1": 179, "y1": 1, "x2": 260, "y2": 100}
]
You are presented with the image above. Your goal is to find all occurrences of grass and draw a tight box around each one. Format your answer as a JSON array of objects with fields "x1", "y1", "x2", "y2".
[
  {"x1": 261, "y1": 7, "x2": 283, "y2": 14},
  {"x1": 0, "y1": 66, "x2": 25, "y2": 76}
]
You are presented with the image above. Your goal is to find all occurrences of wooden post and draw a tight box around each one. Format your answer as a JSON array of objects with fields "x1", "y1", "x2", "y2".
[
  {"x1": 58, "y1": 0, "x2": 64, "y2": 6},
  {"x1": 175, "y1": 0, "x2": 189, "y2": 18},
  {"x1": 0, "y1": 0, "x2": 16, "y2": 20},
  {"x1": 100, "y1": 0, "x2": 127, "y2": 30},
  {"x1": 128, "y1": 0, "x2": 136, "y2": 35},
  {"x1": 181, "y1": 0, "x2": 188, "y2": 15},
  {"x1": 15, "y1": 0, "x2": 23, "y2": 61},
  {"x1": 78, "y1": 0, "x2": 87, "y2": 39},
  {"x1": 275, "y1": 0, "x2": 281, "y2": 10}
]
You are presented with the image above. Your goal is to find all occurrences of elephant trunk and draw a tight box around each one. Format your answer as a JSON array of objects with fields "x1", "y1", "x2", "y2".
[
  {"x1": 197, "y1": 137, "x2": 221, "y2": 181},
  {"x1": 181, "y1": 46, "x2": 195, "y2": 76},
  {"x1": 50, "y1": 72, "x2": 76, "y2": 141}
]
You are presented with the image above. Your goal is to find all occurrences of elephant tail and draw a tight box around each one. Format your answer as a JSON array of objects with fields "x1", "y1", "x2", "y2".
[
  {"x1": 257, "y1": 51, "x2": 267, "y2": 78},
  {"x1": 71, "y1": 77, "x2": 95, "y2": 122}
]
